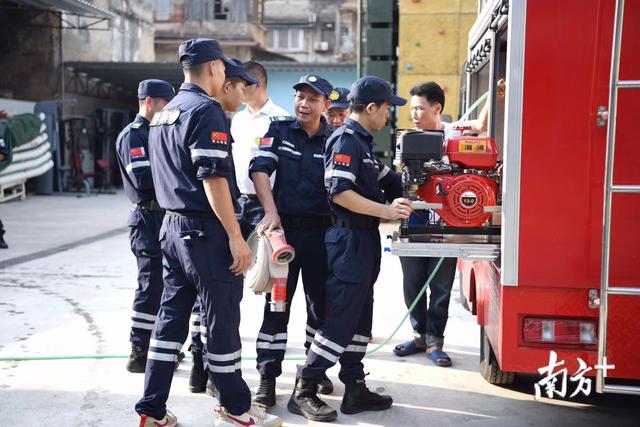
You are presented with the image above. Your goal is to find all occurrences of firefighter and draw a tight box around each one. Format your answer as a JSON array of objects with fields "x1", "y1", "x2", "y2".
[
  {"x1": 393, "y1": 80, "x2": 504, "y2": 367},
  {"x1": 188, "y1": 58, "x2": 259, "y2": 395},
  {"x1": 134, "y1": 38, "x2": 280, "y2": 427},
  {"x1": 326, "y1": 87, "x2": 350, "y2": 128},
  {"x1": 288, "y1": 76, "x2": 412, "y2": 422},
  {"x1": 249, "y1": 75, "x2": 335, "y2": 409},
  {"x1": 115, "y1": 79, "x2": 174, "y2": 373}
]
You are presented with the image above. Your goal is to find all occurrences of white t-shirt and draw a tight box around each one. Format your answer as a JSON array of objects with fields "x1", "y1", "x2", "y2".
[{"x1": 230, "y1": 98, "x2": 290, "y2": 194}]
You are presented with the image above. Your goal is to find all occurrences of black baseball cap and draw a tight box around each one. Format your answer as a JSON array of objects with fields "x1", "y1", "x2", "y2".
[
  {"x1": 350, "y1": 76, "x2": 407, "y2": 106},
  {"x1": 178, "y1": 38, "x2": 234, "y2": 68},
  {"x1": 293, "y1": 74, "x2": 333, "y2": 97},
  {"x1": 224, "y1": 58, "x2": 259, "y2": 85},
  {"x1": 137, "y1": 79, "x2": 175, "y2": 101},
  {"x1": 328, "y1": 87, "x2": 350, "y2": 109}
]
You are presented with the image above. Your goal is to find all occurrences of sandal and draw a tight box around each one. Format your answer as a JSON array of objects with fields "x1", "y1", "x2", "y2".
[
  {"x1": 426, "y1": 345, "x2": 452, "y2": 367},
  {"x1": 393, "y1": 338, "x2": 427, "y2": 357}
]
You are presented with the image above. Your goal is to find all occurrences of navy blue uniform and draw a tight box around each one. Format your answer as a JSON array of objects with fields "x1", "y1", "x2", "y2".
[
  {"x1": 135, "y1": 82, "x2": 251, "y2": 419},
  {"x1": 300, "y1": 118, "x2": 402, "y2": 382},
  {"x1": 249, "y1": 117, "x2": 333, "y2": 378},
  {"x1": 115, "y1": 114, "x2": 165, "y2": 347},
  {"x1": 189, "y1": 115, "x2": 241, "y2": 356}
]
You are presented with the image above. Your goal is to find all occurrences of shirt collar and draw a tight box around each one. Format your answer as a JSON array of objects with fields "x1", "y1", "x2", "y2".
[
  {"x1": 343, "y1": 118, "x2": 373, "y2": 143},
  {"x1": 179, "y1": 82, "x2": 218, "y2": 103},
  {"x1": 134, "y1": 114, "x2": 149, "y2": 126},
  {"x1": 290, "y1": 116, "x2": 331, "y2": 139},
  {"x1": 247, "y1": 98, "x2": 276, "y2": 116}
]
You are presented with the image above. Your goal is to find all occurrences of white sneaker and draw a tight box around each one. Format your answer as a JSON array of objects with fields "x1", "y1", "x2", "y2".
[
  {"x1": 215, "y1": 404, "x2": 282, "y2": 427},
  {"x1": 139, "y1": 409, "x2": 177, "y2": 427}
]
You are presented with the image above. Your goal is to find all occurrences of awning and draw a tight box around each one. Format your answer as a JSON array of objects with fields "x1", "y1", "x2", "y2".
[
  {"x1": 11, "y1": 0, "x2": 115, "y2": 18},
  {"x1": 65, "y1": 62, "x2": 184, "y2": 95}
]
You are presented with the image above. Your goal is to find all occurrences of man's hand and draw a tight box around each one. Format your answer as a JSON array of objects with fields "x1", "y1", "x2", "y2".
[
  {"x1": 382, "y1": 198, "x2": 413, "y2": 220},
  {"x1": 229, "y1": 235, "x2": 252, "y2": 275},
  {"x1": 257, "y1": 210, "x2": 281, "y2": 236}
]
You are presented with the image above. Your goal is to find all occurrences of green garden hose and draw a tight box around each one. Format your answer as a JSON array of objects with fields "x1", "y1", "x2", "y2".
[{"x1": 0, "y1": 258, "x2": 445, "y2": 363}]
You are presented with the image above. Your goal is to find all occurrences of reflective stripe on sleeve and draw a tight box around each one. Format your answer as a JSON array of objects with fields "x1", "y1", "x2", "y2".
[
  {"x1": 125, "y1": 160, "x2": 150, "y2": 173},
  {"x1": 378, "y1": 165, "x2": 390, "y2": 180},
  {"x1": 257, "y1": 151, "x2": 279, "y2": 161},
  {"x1": 324, "y1": 170, "x2": 356, "y2": 182},
  {"x1": 190, "y1": 148, "x2": 229, "y2": 159}
]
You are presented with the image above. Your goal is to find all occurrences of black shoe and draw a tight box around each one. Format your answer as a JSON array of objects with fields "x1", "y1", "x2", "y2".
[
  {"x1": 126, "y1": 345, "x2": 148, "y2": 373},
  {"x1": 0, "y1": 237, "x2": 7, "y2": 249},
  {"x1": 340, "y1": 378, "x2": 393, "y2": 414},
  {"x1": 318, "y1": 372, "x2": 334, "y2": 395},
  {"x1": 188, "y1": 350, "x2": 207, "y2": 393},
  {"x1": 254, "y1": 375, "x2": 276, "y2": 409},
  {"x1": 287, "y1": 377, "x2": 337, "y2": 422}
]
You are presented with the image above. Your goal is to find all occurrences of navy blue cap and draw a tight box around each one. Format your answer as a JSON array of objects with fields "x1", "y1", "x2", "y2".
[
  {"x1": 328, "y1": 87, "x2": 350, "y2": 110},
  {"x1": 224, "y1": 58, "x2": 259, "y2": 85},
  {"x1": 137, "y1": 79, "x2": 175, "y2": 101},
  {"x1": 293, "y1": 75, "x2": 333, "y2": 97},
  {"x1": 350, "y1": 76, "x2": 407, "y2": 106},
  {"x1": 178, "y1": 38, "x2": 234, "y2": 67}
]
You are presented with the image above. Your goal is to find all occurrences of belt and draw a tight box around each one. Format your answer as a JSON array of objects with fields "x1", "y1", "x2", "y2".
[
  {"x1": 336, "y1": 215, "x2": 380, "y2": 230},
  {"x1": 137, "y1": 199, "x2": 164, "y2": 212},
  {"x1": 240, "y1": 193, "x2": 258, "y2": 200},
  {"x1": 280, "y1": 214, "x2": 334, "y2": 230},
  {"x1": 166, "y1": 209, "x2": 215, "y2": 218}
]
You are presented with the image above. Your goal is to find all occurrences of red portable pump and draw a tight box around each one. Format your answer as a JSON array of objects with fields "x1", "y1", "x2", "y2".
[
  {"x1": 416, "y1": 135, "x2": 499, "y2": 227},
  {"x1": 396, "y1": 130, "x2": 500, "y2": 229}
]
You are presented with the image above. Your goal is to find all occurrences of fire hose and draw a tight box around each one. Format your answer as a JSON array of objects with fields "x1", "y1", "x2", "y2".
[{"x1": 245, "y1": 229, "x2": 296, "y2": 312}]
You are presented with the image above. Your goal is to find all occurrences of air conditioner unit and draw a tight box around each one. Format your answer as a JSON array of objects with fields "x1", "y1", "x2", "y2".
[{"x1": 314, "y1": 41, "x2": 329, "y2": 52}]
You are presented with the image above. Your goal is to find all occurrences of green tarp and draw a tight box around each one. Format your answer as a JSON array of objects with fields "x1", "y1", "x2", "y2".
[{"x1": 0, "y1": 114, "x2": 43, "y2": 173}]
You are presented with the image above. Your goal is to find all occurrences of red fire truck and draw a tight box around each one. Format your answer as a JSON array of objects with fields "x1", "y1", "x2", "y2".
[{"x1": 391, "y1": 0, "x2": 639, "y2": 394}]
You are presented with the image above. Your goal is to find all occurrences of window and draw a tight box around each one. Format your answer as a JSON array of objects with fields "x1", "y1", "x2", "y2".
[
  {"x1": 155, "y1": 0, "x2": 171, "y2": 21},
  {"x1": 267, "y1": 28, "x2": 305, "y2": 51},
  {"x1": 184, "y1": 0, "x2": 228, "y2": 21}
]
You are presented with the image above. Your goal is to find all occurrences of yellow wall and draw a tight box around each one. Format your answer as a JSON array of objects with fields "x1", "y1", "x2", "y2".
[{"x1": 397, "y1": 0, "x2": 477, "y2": 128}]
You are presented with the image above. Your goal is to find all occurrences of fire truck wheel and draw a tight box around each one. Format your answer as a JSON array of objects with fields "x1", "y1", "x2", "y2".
[
  {"x1": 480, "y1": 326, "x2": 515, "y2": 385},
  {"x1": 458, "y1": 273, "x2": 471, "y2": 312}
]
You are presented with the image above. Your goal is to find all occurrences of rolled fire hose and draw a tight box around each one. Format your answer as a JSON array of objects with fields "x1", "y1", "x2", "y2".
[{"x1": 245, "y1": 229, "x2": 296, "y2": 312}]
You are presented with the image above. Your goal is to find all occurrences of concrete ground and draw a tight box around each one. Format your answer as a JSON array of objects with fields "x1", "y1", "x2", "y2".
[{"x1": 0, "y1": 192, "x2": 639, "y2": 426}]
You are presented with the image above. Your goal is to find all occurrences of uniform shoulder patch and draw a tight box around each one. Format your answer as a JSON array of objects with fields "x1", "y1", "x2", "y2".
[
  {"x1": 259, "y1": 137, "x2": 274, "y2": 148},
  {"x1": 211, "y1": 131, "x2": 228, "y2": 144},
  {"x1": 130, "y1": 147, "x2": 146, "y2": 158},
  {"x1": 131, "y1": 122, "x2": 143, "y2": 129},
  {"x1": 344, "y1": 127, "x2": 354, "y2": 135},
  {"x1": 269, "y1": 116, "x2": 295, "y2": 123},
  {"x1": 333, "y1": 153, "x2": 352, "y2": 167},
  {"x1": 150, "y1": 109, "x2": 180, "y2": 126}
]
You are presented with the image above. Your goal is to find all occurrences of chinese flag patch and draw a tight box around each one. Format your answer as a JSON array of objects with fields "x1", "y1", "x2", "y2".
[
  {"x1": 211, "y1": 132, "x2": 228, "y2": 144},
  {"x1": 260, "y1": 137, "x2": 274, "y2": 147},
  {"x1": 333, "y1": 153, "x2": 351, "y2": 166},
  {"x1": 130, "y1": 147, "x2": 145, "y2": 158}
]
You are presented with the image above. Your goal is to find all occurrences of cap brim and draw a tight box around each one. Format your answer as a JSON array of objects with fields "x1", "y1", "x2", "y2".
[
  {"x1": 389, "y1": 95, "x2": 407, "y2": 106},
  {"x1": 221, "y1": 57, "x2": 235, "y2": 68},
  {"x1": 329, "y1": 102, "x2": 349, "y2": 110},
  {"x1": 243, "y1": 74, "x2": 260, "y2": 86},
  {"x1": 293, "y1": 82, "x2": 329, "y2": 97}
]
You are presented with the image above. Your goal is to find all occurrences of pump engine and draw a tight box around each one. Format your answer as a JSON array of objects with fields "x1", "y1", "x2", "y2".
[{"x1": 395, "y1": 130, "x2": 501, "y2": 229}]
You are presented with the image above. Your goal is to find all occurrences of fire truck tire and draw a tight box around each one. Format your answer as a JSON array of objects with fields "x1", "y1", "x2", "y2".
[
  {"x1": 480, "y1": 326, "x2": 515, "y2": 385},
  {"x1": 458, "y1": 273, "x2": 471, "y2": 312}
]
